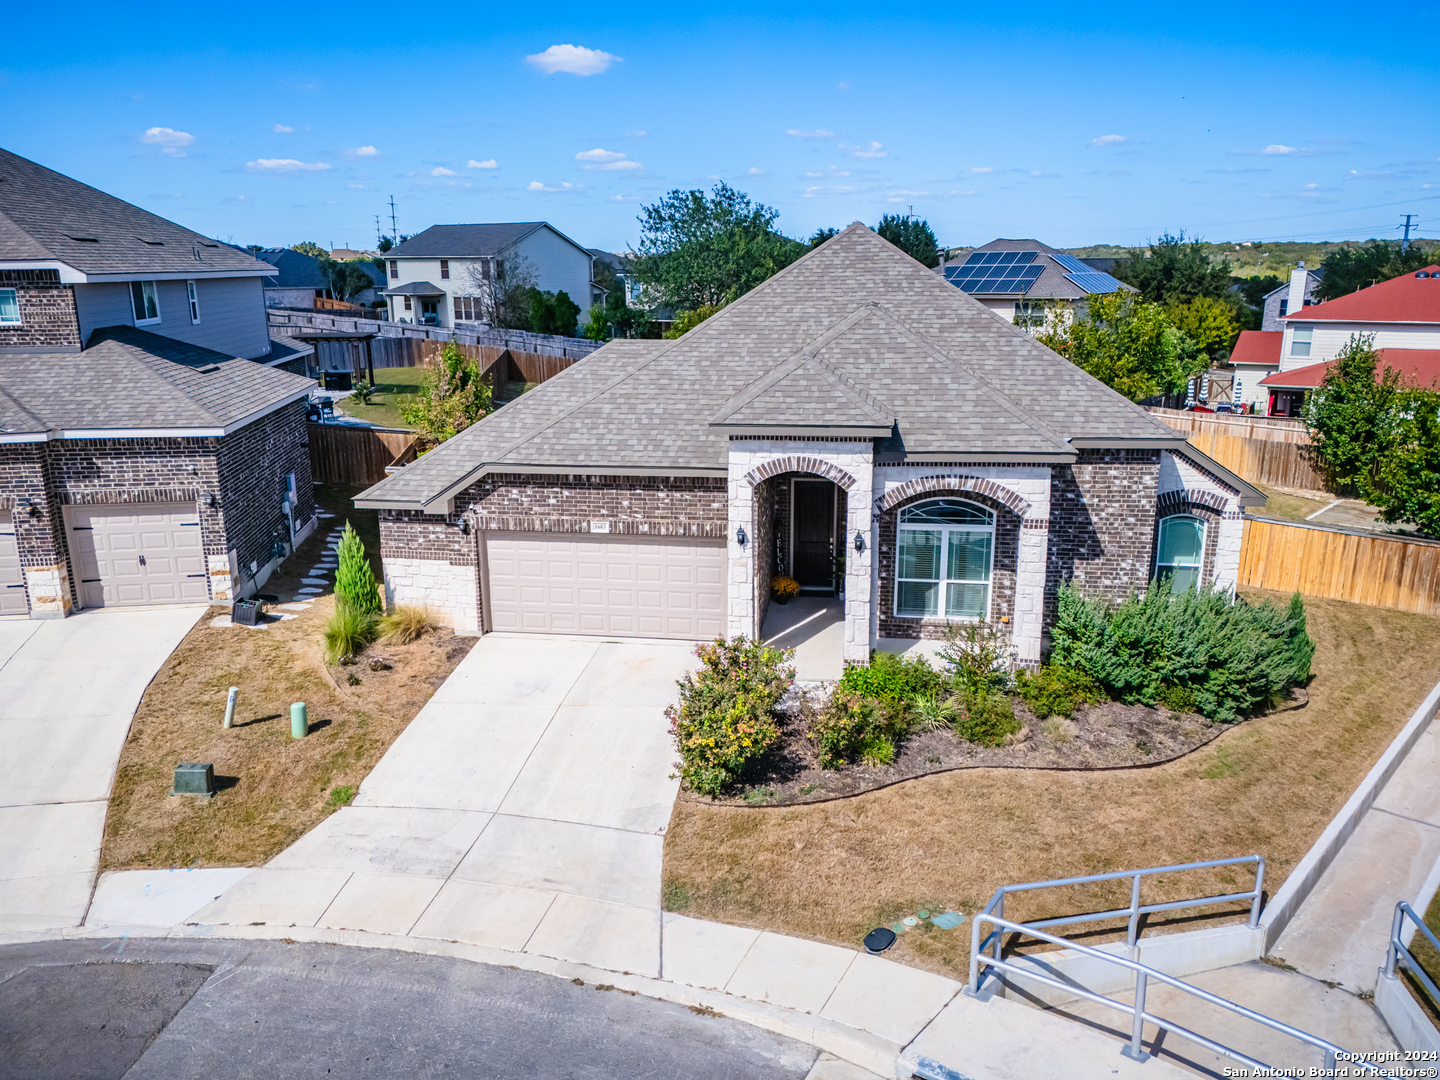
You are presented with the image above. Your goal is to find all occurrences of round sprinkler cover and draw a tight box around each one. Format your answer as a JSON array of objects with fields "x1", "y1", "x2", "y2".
[{"x1": 864, "y1": 927, "x2": 897, "y2": 954}]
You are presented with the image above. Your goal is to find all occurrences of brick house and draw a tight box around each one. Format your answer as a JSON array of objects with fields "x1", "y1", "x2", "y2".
[
  {"x1": 0, "y1": 147, "x2": 318, "y2": 617},
  {"x1": 355, "y1": 224, "x2": 1262, "y2": 665}
]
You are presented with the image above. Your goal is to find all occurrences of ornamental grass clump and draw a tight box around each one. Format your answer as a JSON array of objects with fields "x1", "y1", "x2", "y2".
[
  {"x1": 667, "y1": 637, "x2": 794, "y2": 797},
  {"x1": 1050, "y1": 583, "x2": 1314, "y2": 723},
  {"x1": 323, "y1": 603, "x2": 378, "y2": 663}
]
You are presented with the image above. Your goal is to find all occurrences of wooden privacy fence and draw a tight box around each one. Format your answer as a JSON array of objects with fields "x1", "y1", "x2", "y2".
[
  {"x1": 1146, "y1": 407, "x2": 1325, "y2": 491},
  {"x1": 312, "y1": 335, "x2": 577, "y2": 386},
  {"x1": 1239, "y1": 516, "x2": 1440, "y2": 617},
  {"x1": 1147, "y1": 407, "x2": 1310, "y2": 444},
  {"x1": 307, "y1": 424, "x2": 416, "y2": 486}
]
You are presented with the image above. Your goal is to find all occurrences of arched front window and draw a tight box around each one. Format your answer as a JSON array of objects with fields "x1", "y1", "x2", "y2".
[
  {"x1": 895, "y1": 499, "x2": 994, "y2": 619},
  {"x1": 1155, "y1": 515, "x2": 1205, "y2": 594}
]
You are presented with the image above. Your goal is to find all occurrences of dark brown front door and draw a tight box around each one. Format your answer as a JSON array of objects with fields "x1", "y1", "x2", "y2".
[{"x1": 792, "y1": 480, "x2": 835, "y2": 591}]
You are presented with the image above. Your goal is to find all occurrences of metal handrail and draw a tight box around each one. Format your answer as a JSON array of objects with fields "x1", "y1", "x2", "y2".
[
  {"x1": 968, "y1": 912, "x2": 1380, "y2": 1073},
  {"x1": 1383, "y1": 901, "x2": 1440, "y2": 1008},
  {"x1": 973, "y1": 855, "x2": 1265, "y2": 956}
]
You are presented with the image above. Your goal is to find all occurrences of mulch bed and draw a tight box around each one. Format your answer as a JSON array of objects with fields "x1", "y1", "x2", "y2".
[{"x1": 681, "y1": 687, "x2": 1307, "y2": 808}]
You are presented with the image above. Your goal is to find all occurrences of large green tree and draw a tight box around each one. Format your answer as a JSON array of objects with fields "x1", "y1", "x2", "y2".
[
  {"x1": 1315, "y1": 241, "x2": 1435, "y2": 301},
  {"x1": 632, "y1": 183, "x2": 804, "y2": 311},
  {"x1": 1114, "y1": 231, "x2": 1234, "y2": 304},
  {"x1": 876, "y1": 214, "x2": 939, "y2": 268},
  {"x1": 1037, "y1": 291, "x2": 1203, "y2": 402},
  {"x1": 318, "y1": 257, "x2": 377, "y2": 302}
]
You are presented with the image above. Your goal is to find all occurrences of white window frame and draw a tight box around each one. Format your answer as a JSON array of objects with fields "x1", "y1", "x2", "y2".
[
  {"x1": 893, "y1": 498, "x2": 995, "y2": 621},
  {"x1": 1290, "y1": 327, "x2": 1313, "y2": 358},
  {"x1": 1154, "y1": 514, "x2": 1206, "y2": 594},
  {"x1": 186, "y1": 280, "x2": 201, "y2": 324},
  {"x1": 130, "y1": 280, "x2": 161, "y2": 325},
  {"x1": 0, "y1": 287, "x2": 20, "y2": 326}
]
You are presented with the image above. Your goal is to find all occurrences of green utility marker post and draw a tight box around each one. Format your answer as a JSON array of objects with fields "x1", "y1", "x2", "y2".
[
  {"x1": 291, "y1": 702, "x2": 308, "y2": 739},
  {"x1": 223, "y1": 687, "x2": 238, "y2": 729}
]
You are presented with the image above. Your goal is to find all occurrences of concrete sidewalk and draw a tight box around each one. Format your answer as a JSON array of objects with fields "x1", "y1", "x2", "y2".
[{"x1": 0, "y1": 607, "x2": 207, "y2": 935}]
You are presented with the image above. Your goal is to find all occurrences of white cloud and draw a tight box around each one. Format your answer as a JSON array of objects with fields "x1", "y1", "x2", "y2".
[
  {"x1": 352, "y1": 145, "x2": 379, "y2": 157},
  {"x1": 576, "y1": 148, "x2": 640, "y2": 171},
  {"x1": 747, "y1": 167, "x2": 766, "y2": 175},
  {"x1": 802, "y1": 185, "x2": 854, "y2": 198},
  {"x1": 431, "y1": 166, "x2": 457, "y2": 176},
  {"x1": 526, "y1": 44, "x2": 620, "y2": 76},
  {"x1": 847, "y1": 141, "x2": 886, "y2": 160},
  {"x1": 1091, "y1": 134, "x2": 1128, "y2": 147},
  {"x1": 142, "y1": 126, "x2": 195, "y2": 157},
  {"x1": 628, "y1": 130, "x2": 647, "y2": 137},
  {"x1": 786, "y1": 129, "x2": 835, "y2": 138},
  {"x1": 805, "y1": 168, "x2": 850, "y2": 178},
  {"x1": 966, "y1": 166, "x2": 993, "y2": 174},
  {"x1": 887, "y1": 189, "x2": 929, "y2": 202},
  {"x1": 527, "y1": 180, "x2": 574, "y2": 192},
  {"x1": 836, "y1": 81, "x2": 850, "y2": 91},
  {"x1": 348, "y1": 183, "x2": 365, "y2": 189},
  {"x1": 468, "y1": 159, "x2": 498, "y2": 169},
  {"x1": 246, "y1": 158, "x2": 331, "y2": 172},
  {"x1": 273, "y1": 124, "x2": 294, "y2": 134}
]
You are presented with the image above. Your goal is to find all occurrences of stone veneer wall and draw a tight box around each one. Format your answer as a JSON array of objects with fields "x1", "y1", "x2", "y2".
[
  {"x1": 752, "y1": 476, "x2": 775, "y2": 630},
  {"x1": 0, "y1": 443, "x2": 70, "y2": 615},
  {"x1": 1045, "y1": 449, "x2": 1161, "y2": 619},
  {"x1": 0, "y1": 270, "x2": 81, "y2": 349}
]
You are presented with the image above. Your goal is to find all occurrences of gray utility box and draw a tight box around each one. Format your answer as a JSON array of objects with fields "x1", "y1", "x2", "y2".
[
  {"x1": 232, "y1": 599, "x2": 261, "y2": 626},
  {"x1": 172, "y1": 762, "x2": 215, "y2": 797}
]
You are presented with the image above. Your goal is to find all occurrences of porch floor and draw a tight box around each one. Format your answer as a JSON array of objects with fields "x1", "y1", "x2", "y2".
[{"x1": 761, "y1": 596, "x2": 844, "y2": 682}]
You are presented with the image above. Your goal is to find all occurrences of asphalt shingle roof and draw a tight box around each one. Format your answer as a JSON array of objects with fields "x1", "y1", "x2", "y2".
[
  {"x1": 0, "y1": 147, "x2": 275, "y2": 276},
  {"x1": 0, "y1": 326, "x2": 314, "y2": 435},
  {"x1": 358, "y1": 223, "x2": 1185, "y2": 510},
  {"x1": 388, "y1": 223, "x2": 551, "y2": 259}
]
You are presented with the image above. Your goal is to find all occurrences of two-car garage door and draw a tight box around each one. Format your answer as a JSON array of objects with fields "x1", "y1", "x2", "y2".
[
  {"x1": 65, "y1": 504, "x2": 210, "y2": 609},
  {"x1": 486, "y1": 533, "x2": 725, "y2": 640}
]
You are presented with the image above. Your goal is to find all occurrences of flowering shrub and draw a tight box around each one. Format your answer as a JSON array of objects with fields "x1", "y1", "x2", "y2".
[
  {"x1": 667, "y1": 637, "x2": 794, "y2": 797},
  {"x1": 809, "y1": 690, "x2": 910, "y2": 768},
  {"x1": 771, "y1": 575, "x2": 800, "y2": 600}
]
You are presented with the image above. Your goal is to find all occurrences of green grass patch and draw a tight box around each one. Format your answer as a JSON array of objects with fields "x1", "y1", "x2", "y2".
[{"x1": 333, "y1": 366, "x2": 429, "y2": 429}]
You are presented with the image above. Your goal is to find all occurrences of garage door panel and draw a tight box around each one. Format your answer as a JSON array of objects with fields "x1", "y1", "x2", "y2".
[
  {"x1": 487, "y1": 533, "x2": 725, "y2": 641},
  {"x1": 65, "y1": 504, "x2": 209, "y2": 609}
]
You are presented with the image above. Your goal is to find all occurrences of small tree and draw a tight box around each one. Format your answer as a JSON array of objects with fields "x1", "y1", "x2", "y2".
[
  {"x1": 399, "y1": 342, "x2": 493, "y2": 448},
  {"x1": 318, "y1": 258, "x2": 376, "y2": 302},
  {"x1": 1113, "y1": 231, "x2": 1233, "y2": 304},
  {"x1": 334, "y1": 522, "x2": 381, "y2": 616},
  {"x1": 1316, "y1": 241, "x2": 1435, "y2": 301},
  {"x1": 1303, "y1": 335, "x2": 1403, "y2": 494},
  {"x1": 808, "y1": 227, "x2": 839, "y2": 250},
  {"x1": 292, "y1": 241, "x2": 328, "y2": 260},
  {"x1": 528, "y1": 289, "x2": 581, "y2": 336},
  {"x1": 663, "y1": 303, "x2": 723, "y2": 339},
  {"x1": 1038, "y1": 291, "x2": 1203, "y2": 401},
  {"x1": 876, "y1": 214, "x2": 939, "y2": 268},
  {"x1": 1166, "y1": 296, "x2": 1239, "y2": 358},
  {"x1": 463, "y1": 254, "x2": 538, "y2": 330}
]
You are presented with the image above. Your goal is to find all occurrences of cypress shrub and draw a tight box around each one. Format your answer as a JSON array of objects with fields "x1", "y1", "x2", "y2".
[
  {"x1": 1050, "y1": 582, "x2": 1313, "y2": 723},
  {"x1": 334, "y1": 522, "x2": 381, "y2": 617}
]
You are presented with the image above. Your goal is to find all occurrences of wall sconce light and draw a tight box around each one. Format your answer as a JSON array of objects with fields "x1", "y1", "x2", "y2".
[
  {"x1": 19, "y1": 498, "x2": 39, "y2": 519},
  {"x1": 735, "y1": 524, "x2": 747, "y2": 547},
  {"x1": 854, "y1": 532, "x2": 865, "y2": 553},
  {"x1": 204, "y1": 493, "x2": 217, "y2": 509},
  {"x1": 456, "y1": 517, "x2": 471, "y2": 536}
]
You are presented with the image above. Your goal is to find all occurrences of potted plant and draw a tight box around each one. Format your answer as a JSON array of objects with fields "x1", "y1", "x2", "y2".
[{"x1": 771, "y1": 575, "x2": 800, "y2": 605}]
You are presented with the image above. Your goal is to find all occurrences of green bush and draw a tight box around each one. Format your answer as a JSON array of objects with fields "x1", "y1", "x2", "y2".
[
  {"x1": 1050, "y1": 583, "x2": 1314, "y2": 723},
  {"x1": 334, "y1": 522, "x2": 381, "y2": 617},
  {"x1": 939, "y1": 621, "x2": 1016, "y2": 695},
  {"x1": 809, "y1": 690, "x2": 909, "y2": 768},
  {"x1": 1014, "y1": 665, "x2": 1104, "y2": 719},
  {"x1": 666, "y1": 638, "x2": 793, "y2": 797},
  {"x1": 838, "y1": 650, "x2": 947, "y2": 709},
  {"x1": 955, "y1": 690, "x2": 1020, "y2": 746},
  {"x1": 324, "y1": 603, "x2": 377, "y2": 663}
]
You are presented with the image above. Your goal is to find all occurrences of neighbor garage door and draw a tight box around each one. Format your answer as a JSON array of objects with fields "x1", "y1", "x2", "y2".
[
  {"x1": 65, "y1": 504, "x2": 210, "y2": 609},
  {"x1": 0, "y1": 526, "x2": 26, "y2": 615},
  {"x1": 485, "y1": 533, "x2": 726, "y2": 640}
]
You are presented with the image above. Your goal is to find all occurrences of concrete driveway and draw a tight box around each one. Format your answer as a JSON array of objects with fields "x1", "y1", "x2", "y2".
[
  {"x1": 177, "y1": 634, "x2": 696, "y2": 976},
  {"x1": 0, "y1": 607, "x2": 207, "y2": 934}
]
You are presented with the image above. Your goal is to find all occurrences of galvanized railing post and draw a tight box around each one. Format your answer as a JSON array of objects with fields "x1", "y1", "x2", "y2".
[
  {"x1": 1122, "y1": 970, "x2": 1148, "y2": 1062},
  {"x1": 1250, "y1": 857, "x2": 1266, "y2": 927},
  {"x1": 1127, "y1": 873, "x2": 1143, "y2": 947},
  {"x1": 1384, "y1": 904, "x2": 1403, "y2": 979},
  {"x1": 993, "y1": 894, "x2": 1005, "y2": 970},
  {"x1": 968, "y1": 911, "x2": 983, "y2": 992}
]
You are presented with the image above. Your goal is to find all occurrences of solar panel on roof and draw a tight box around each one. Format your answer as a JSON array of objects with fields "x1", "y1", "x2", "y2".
[
  {"x1": 945, "y1": 258, "x2": 1043, "y2": 294},
  {"x1": 1051, "y1": 253, "x2": 1092, "y2": 274},
  {"x1": 1064, "y1": 271, "x2": 1125, "y2": 294}
]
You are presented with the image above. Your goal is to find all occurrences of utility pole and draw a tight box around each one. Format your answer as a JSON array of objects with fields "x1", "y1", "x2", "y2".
[
  {"x1": 1400, "y1": 214, "x2": 1417, "y2": 254},
  {"x1": 374, "y1": 215, "x2": 383, "y2": 248},
  {"x1": 388, "y1": 196, "x2": 399, "y2": 245}
]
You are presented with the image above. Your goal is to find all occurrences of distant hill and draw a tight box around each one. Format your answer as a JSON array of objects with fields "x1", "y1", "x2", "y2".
[{"x1": 1060, "y1": 238, "x2": 1440, "y2": 279}]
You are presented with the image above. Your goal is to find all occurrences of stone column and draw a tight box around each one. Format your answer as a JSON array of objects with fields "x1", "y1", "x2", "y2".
[
  {"x1": 725, "y1": 454, "x2": 757, "y2": 640},
  {"x1": 842, "y1": 457, "x2": 874, "y2": 666}
]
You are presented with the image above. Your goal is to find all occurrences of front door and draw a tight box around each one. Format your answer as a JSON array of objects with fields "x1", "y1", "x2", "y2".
[{"x1": 791, "y1": 480, "x2": 835, "y2": 592}]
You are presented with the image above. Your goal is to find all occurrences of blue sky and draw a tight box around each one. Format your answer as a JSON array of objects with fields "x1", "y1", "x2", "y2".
[{"x1": 3, "y1": 0, "x2": 1437, "y2": 254}]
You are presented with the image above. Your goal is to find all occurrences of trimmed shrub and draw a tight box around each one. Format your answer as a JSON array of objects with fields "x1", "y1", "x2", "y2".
[
  {"x1": 939, "y1": 621, "x2": 1016, "y2": 695},
  {"x1": 324, "y1": 603, "x2": 377, "y2": 663},
  {"x1": 810, "y1": 690, "x2": 909, "y2": 768},
  {"x1": 1050, "y1": 583, "x2": 1314, "y2": 723},
  {"x1": 378, "y1": 604, "x2": 430, "y2": 645},
  {"x1": 335, "y1": 522, "x2": 382, "y2": 617},
  {"x1": 667, "y1": 638, "x2": 793, "y2": 797},
  {"x1": 838, "y1": 650, "x2": 948, "y2": 710},
  {"x1": 1014, "y1": 665, "x2": 1104, "y2": 719},
  {"x1": 954, "y1": 689, "x2": 1020, "y2": 747}
]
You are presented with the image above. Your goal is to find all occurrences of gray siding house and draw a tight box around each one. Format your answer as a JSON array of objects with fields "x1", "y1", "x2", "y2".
[
  {"x1": 356, "y1": 224, "x2": 1261, "y2": 666},
  {"x1": 0, "y1": 147, "x2": 317, "y2": 617}
]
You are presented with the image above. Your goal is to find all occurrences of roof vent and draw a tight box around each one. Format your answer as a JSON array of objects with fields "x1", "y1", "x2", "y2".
[
  {"x1": 137, "y1": 238, "x2": 164, "y2": 246},
  {"x1": 195, "y1": 363, "x2": 221, "y2": 374},
  {"x1": 1417, "y1": 271, "x2": 1430, "y2": 279},
  {"x1": 64, "y1": 234, "x2": 99, "y2": 243}
]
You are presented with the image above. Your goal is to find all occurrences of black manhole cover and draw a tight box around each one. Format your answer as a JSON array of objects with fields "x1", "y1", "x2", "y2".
[{"x1": 863, "y1": 927, "x2": 896, "y2": 954}]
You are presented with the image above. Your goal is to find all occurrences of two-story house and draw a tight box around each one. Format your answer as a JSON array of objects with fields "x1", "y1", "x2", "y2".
[
  {"x1": 0, "y1": 146, "x2": 318, "y2": 617},
  {"x1": 381, "y1": 222, "x2": 598, "y2": 332},
  {"x1": 937, "y1": 239, "x2": 1133, "y2": 332}
]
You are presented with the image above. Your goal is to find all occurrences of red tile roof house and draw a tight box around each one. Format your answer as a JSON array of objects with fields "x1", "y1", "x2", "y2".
[
  {"x1": 0, "y1": 148, "x2": 318, "y2": 617},
  {"x1": 355, "y1": 225, "x2": 1263, "y2": 668},
  {"x1": 1231, "y1": 265, "x2": 1440, "y2": 415}
]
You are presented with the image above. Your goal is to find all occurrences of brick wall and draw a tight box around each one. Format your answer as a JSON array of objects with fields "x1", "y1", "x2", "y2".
[
  {"x1": 458, "y1": 473, "x2": 728, "y2": 537},
  {"x1": 877, "y1": 488, "x2": 1021, "y2": 640},
  {"x1": 0, "y1": 270, "x2": 81, "y2": 349},
  {"x1": 1045, "y1": 449, "x2": 1161, "y2": 616},
  {"x1": 216, "y1": 399, "x2": 316, "y2": 579}
]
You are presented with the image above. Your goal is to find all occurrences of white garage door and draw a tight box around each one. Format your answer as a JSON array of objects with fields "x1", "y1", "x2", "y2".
[
  {"x1": 0, "y1": 527, "x2": 26, "y2": 615},
  {"x1": 486, "y1": 533, "x2": 726, "y2": 640},
  {"x1": 65, "y1": 504, "x2": 210, "y2": 609}
]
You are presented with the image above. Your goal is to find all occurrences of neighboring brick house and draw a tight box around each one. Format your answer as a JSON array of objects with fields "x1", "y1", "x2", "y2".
[
  {"x1": 356, "y1": 224, "x2": 1262, "y2": 666},
  {"x1": 0, "y1": 147, "x2": 319, "y2": 617}
]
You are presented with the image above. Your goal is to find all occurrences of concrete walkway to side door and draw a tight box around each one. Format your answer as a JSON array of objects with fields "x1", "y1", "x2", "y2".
[
  {"x1": 180, "y1": 634, "x2": 696, "y2": 974},
  {"x1": 0, "y1": 606, "x2": 207, "y2": 934}
]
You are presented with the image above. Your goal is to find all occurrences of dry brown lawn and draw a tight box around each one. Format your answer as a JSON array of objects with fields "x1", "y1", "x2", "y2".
[
  {"x1": 101, "y1": 487, "x2": 473, "y2": 871},
  {"x1": 662, "y1": 590, "x2": 1440, "y2": 979}
]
